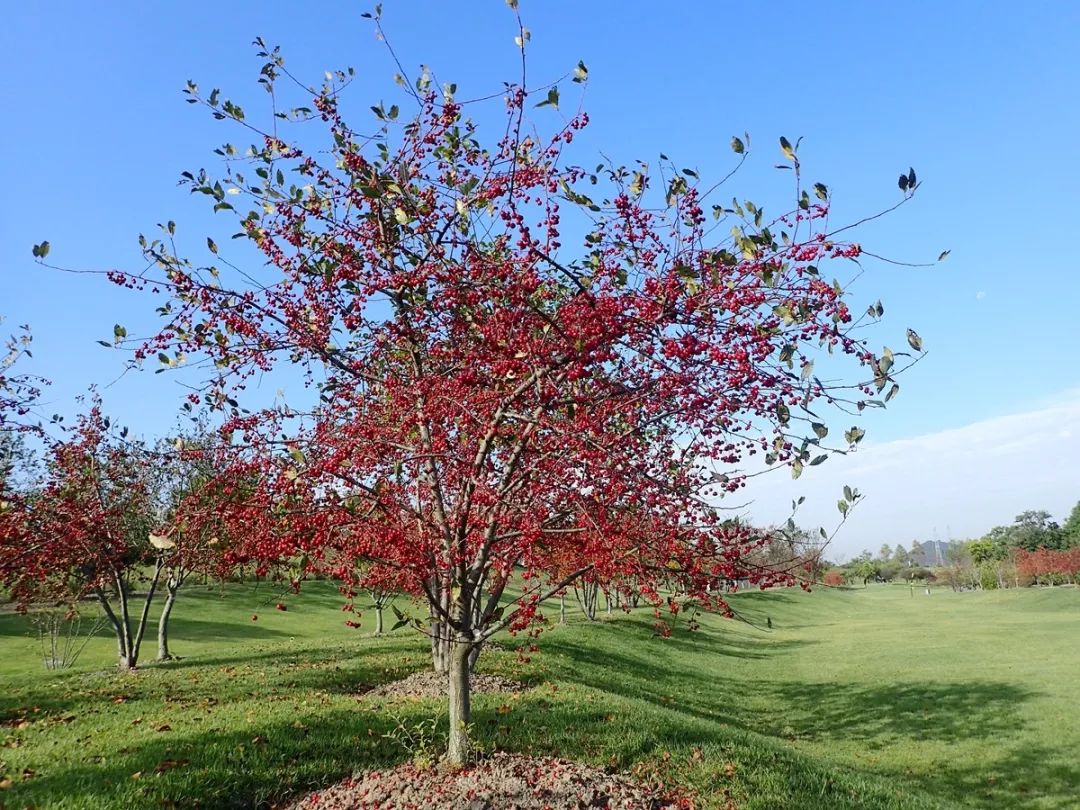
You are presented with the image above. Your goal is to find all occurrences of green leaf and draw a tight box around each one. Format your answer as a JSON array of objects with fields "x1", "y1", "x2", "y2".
[
  {"x1": 811, "y1": 422, "x2": 828, "y2": 439},
  {"x1": 809, "y1": 454, "x2": 828, "y2": 466},
  {"x1": 938, "y1": 249, "x2": 951, "y2": 262},
  {"x1": 837, "y1": 500, "x2": 849, "y2": 516},
  {"x1": 535, "y1": 87, "x2": 559, "y2": 109},
  {"x1": 572, "y1": 60, "x2": 588, "y2": 83},
  {"x1": 844, "y1": 427, "x2": 865, "y2": 446},
  {"x1": 113, "y1": 324, "x2": 127, "y2": 342},
  {"x1": 394, "y1": 207, "x2": 410, "y2": 225},
  {"x1": 791, "y1": 459, "x2": 803, "y2": 480},
  {"x1": 730, "y1": 136, "x2": 745, "y2": 155},
  {"x1": 158, "y1": 352, "x2": 172, "y2": 367},
  {"x1": 31, "y1": 240, "x2": 50, "y2": 259},
  {"x1": 779, "y1": 136, "x2": 795, "y2": 161},
  {"x1": 885, "y1": 383, "x2": 900, "y2": 402},
  {"x1": 207, "y1": 237, "x2": 218, "y2": 254},
  {"x1": 906, "y1": 328, "x2": 923, "y2": 352},
  {"x1": 813, "y1": 182, "x2": 828, "y2": 200}
]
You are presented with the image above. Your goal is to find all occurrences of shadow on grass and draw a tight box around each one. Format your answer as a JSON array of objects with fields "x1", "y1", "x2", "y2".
[
  {"x1": 3, "y1": 680, "x2": 935, "y2": 810},
  {"x1": 4, "y1": 608, "x2": 1076, "y2": 810},
  {"x1": 535, "y1": 615, "x2": 1075, "y2": 809}
]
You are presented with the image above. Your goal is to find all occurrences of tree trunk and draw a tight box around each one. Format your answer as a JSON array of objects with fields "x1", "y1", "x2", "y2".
[
  {"x1": 97, "y1": 589, "x2": 129, "y2": 669},
  {"x1": 575, "y1": 582, "x2": 598, "y2": 621},
  {"x1": 446, "y1": 636, "x2": 473, "y2": 767},
  {"x1": 374, "y1": 605, "x2": 384, "y2": 635},
  {"x1": 130, "y1": 559, "x2": 163, "y2": 666},
  {"x1": 559, "y1": 593, "x2": 566, "y2": 624},
  {"x1": 157, "y1": 580, "x2": 179, "y2": 661},
  {"x1": 431, "y1": 617, "x2": 450, "y2": 675}
]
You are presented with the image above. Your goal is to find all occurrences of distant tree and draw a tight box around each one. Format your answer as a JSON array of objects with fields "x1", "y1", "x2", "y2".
[
  {"x1": 984, "y1": 511, "x2": 1064, "y2": 552},
  {"x1": 1061, "y1": 501, "x2": 1080, "y2": 548},
  {"x1": 899, "y1": 566, "x2": 935, "y2": 583},
  {"x1": 968, "y1": 538, "x2": 1007, "y2": 565},
  {"x1": 851, "y1": 556, "x2": 879, "y2": 586},
  {"x1": 0, "y1": 405, "x2": 161, "y2": 670},
  {"x1": 823, "y1": 569, "x2": 845, "y2": 587},
  {"x1": 1012, "y1": 510, "x2": 1063, "y2": 550},
  {"x1": 877, "y1": 543, "x2": 892, "y2": 561},
  {"x1": 877, "y1": 560, "x2": 901, "y2": 582},
  {"x1": 1016, "y1": 548, "x2": 1080, "y2": 586},
  {"x1": 151, "y1": 431, "x2": 246, "y2": 661}
]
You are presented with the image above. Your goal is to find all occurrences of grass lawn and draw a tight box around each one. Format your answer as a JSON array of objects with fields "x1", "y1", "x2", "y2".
[{"x1": 1, "y1": 582, "x2": 1078, "y2": 809}]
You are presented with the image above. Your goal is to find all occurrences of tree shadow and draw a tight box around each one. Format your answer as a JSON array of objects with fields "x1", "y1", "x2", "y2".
[{"x1": 532, "y1": 615, "x2": 1073, "y2": 808}]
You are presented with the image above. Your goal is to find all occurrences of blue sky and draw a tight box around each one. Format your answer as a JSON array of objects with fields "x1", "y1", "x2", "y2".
[{"x1": 2, "y1": 1, "x2": 1077, "y2": 553}]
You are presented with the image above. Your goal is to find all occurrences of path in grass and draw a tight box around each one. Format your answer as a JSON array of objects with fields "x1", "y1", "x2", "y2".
[{"x1": 0, "y1": 583, "x2": 1077, "y2": 809}]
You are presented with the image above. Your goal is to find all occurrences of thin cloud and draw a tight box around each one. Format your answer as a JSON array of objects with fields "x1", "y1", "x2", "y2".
[{"x1": 739, "y1": 390, "x2": 1080, "y2": 557}]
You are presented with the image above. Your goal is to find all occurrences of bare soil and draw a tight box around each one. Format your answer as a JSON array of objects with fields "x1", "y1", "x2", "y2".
[
  {"x1": 285, "y1": 752, "x2": 686, "y2": 809},
  {"x1": 361, "y1": 670, "x2": 526, "y2": 700}
]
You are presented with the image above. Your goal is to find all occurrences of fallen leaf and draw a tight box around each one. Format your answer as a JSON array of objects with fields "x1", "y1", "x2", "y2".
[{"x1": 154, "y1": 758, "x2": 190, "y2": 774}]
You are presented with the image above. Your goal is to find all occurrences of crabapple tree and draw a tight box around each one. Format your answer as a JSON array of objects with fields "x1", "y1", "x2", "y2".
[
  {"x1": 47, "y1": 14, "x2": 931, "y2": 762},
  {"x1": 0, "y1": 404, "x2": 163, "y2": 670}
]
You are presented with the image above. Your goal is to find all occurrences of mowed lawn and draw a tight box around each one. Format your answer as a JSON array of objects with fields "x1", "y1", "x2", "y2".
[{"x1": 1, "y1": 582, "x2": 1077, "y2": 809}]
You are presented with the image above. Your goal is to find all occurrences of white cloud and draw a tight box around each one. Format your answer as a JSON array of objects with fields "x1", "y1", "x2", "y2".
[
  {"x1": 736, "y1": 390, "x2": 1080, "y2": 559},
  {"x1": 975, "y1": 290, "x2": 987, "y2": 300}
]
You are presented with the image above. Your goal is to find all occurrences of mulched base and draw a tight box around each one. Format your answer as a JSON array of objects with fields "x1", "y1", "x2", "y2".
[
  {"x1": 286, "y1": 752, "x2": 687, "y2": 809},
  {"x1": 362, "y1": 671, "x2": 525, "y2": 700}
]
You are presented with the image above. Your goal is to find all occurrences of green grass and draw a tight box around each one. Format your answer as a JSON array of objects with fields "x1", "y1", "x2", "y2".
[{"x1": 1, "y1": 582, "x2": 1078, "y2": 809}]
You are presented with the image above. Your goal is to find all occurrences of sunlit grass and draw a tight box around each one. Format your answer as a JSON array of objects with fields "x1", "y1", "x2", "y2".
[{"x1": 1, "y1": 581, "x2": 1077, "y2": 808}]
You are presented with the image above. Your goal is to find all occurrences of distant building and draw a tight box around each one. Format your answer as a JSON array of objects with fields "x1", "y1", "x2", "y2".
[{"x1": 909, "y1": 540, "x2": 949, "y2": 567}]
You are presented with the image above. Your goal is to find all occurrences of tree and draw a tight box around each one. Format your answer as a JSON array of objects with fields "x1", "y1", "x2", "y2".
[
  {"x1": 1011, "y1": 510, "x2": 1063, "y2": 551},
  {"x1": 983, "y1": 511, "x2": 1064, "y2": 552},
  {"x1": 1060, "y1": 501, "x2": 1080, "y2": 548},
  {"x1": 851, "y1": 556, "x2": 879, "y2": 587},
  {"x1": 53, "y1": 14, "x2": 928, "y2": 764},
  {"x1": 336, "y1": 560, "x2": 414, "y2": 636},
  {"x1": 0, "y1": 319, "x2": 46, "y2": 436},
  {"x1": 967, "y1": 537, "x2": 1011, "y2": 589},
  {"x1": 0, "y1": 405, "x2": 162, "y2": 669},
  {"x1": 150, "y1": 430, "x2": 244, "y2": 660}
]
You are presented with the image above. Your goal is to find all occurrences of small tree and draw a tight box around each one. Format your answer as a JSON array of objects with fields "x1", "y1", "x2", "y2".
[
  {"x1": 0, "y1": 405, "x2": 162, "y2": 670},
  {"x1": 151, "y1": 432, "x2": 243, "y2": 660},
  {"x1": 46, "y1": 11, "x2": 931, "y2": 763},
  {"x1": 851, "y1": 556, "x2": 879, "y2": 586}
]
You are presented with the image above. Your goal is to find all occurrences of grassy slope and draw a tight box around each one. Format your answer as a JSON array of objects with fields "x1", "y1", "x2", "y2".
[{"x1": 0, "y1": 582, "x2": 1077, "y2": 809}]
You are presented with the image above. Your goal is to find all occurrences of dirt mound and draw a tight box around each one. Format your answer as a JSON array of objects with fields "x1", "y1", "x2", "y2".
[
  {"x1": 363, "y1": 671, "x2": 525, "y2": 700},
  {"x1": 287, "y1": 752, "x2": 686, "y2": 809}
]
